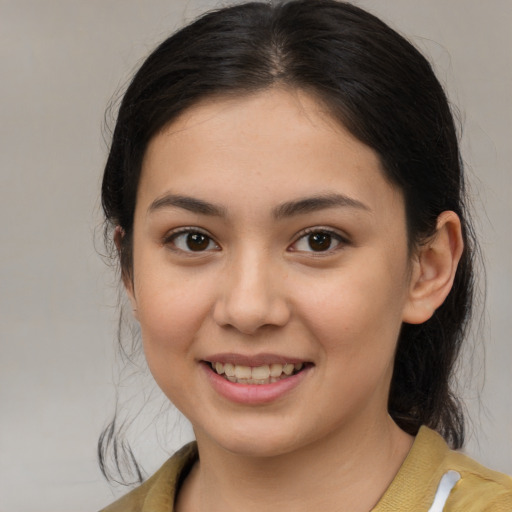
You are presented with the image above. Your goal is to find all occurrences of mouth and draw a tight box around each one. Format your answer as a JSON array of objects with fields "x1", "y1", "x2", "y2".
[{"x1": 204, "y1": 361, "x2": 309, "y2": 385}]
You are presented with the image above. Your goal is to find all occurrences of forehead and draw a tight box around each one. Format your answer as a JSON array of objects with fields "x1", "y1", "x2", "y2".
[{"x1": 138, "y1": 87, "x2": 404, "y2": 219}]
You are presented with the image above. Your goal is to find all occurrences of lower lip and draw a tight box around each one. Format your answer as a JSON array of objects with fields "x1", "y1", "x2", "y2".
[{"x1": 201, "y1": 363, "x2": 311, "y2": 405}]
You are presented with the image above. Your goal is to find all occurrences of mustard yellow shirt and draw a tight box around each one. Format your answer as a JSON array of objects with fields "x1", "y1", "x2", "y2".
[{"x1": 100, "y1": 427, "x2": 512, "y2": 511}]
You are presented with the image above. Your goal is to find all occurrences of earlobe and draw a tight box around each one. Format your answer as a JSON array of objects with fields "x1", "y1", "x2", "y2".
[
  {"x1": 114, "y1": 225, "x2": 139, "y2": 320},
  {"x1": 402, "y1": 211, "x2": 464, "y2": 325}
]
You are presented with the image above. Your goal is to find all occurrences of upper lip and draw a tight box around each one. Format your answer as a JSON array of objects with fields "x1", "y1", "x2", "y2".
[{"x1": 203, "y1": 353, "x2": 310, "y2": 367}]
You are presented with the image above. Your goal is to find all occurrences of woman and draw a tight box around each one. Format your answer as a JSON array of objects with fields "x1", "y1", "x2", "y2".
[{"x1": 99, "y1": 1, "x2": 512, "y2": 510}]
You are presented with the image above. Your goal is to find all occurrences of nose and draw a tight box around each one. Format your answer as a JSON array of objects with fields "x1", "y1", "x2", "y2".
[{"x1": 212, "y1": 249, "x2": 291, "y2": 335}]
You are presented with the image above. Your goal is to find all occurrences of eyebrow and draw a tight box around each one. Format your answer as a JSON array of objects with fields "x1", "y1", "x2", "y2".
[
  {"x1": 148, "y1": 192, "x2": 370, "y2": 218},
  {"x1": 148, "y1": 194, "x2": 227, "y2": 217},
  {"x1": 273, "y1": 193, "x2": 371, "y2": 219}
]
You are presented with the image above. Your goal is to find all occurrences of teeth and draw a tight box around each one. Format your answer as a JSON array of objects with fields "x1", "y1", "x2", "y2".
[
  {"x1": 251, "y1": 365, "x2": 270, "y2": 380},
  {"x1": 269, "y1": 363, "x2": 284, "y2": 377},
  {"x1": 224, "y1": 363, "x2": 235, "y2": 377},
  {"x1": 234, "y1": 365, "x2": 251, "y2": 379},
  {"x1": 210, "y1": 361, "x2": 305, "y2": 384},
  {"x1": 283, "y1": 363, "x2": 294, "y2": 376}
]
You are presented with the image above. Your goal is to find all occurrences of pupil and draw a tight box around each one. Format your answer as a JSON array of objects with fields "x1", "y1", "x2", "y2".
[
  {"x1": 186, "y1": 233, "x2": 209, "y2": 251},
  {"x1": 308, "y1": 232, "x2": 331, "y2": 251}
]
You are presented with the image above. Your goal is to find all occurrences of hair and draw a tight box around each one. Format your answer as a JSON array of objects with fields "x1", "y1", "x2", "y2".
[{"x1": 100, "y1": 0, "x2": 477, "y2": 484}]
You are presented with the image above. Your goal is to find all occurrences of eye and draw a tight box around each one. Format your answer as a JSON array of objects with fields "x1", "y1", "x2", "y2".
[
  {"x1": 165, "y1": 229, "x2": 220, "y2": 253},
  {"x1": 290, "y1": 229, "x2": 346, "y2": 253}
]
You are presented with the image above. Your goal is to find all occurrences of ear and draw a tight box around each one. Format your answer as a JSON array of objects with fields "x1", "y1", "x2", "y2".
[
  {"x1": 402, "y1": 211, "x2": 464, "y2": 324},
  {"x1": 114, "y1": 225, "x2": 139, "y2": 320}
]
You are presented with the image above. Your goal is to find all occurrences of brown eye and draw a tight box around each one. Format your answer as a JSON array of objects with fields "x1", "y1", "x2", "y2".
[
  {"x1": 290, "y1": 229, "x2": 345, "y2": 253},
  {"x1": 308, "y1": 232, "x2": 332, "y2": 251},
  {"x1": 167, "y1": 230, "x2": 219, "y2": 253},
  {"x1": 186, "y1": 232, "x2": 210, "y2": 251}
]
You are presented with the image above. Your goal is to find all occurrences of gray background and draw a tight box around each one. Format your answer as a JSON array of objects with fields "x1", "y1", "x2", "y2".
[{"x1": 0, "y1": 1, "x2": 510, "y2": 510}]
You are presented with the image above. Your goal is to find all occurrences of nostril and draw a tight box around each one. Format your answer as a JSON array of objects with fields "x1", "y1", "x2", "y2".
[{"x1": 212, "y1": 296, "x2": 291, "y2": 334}]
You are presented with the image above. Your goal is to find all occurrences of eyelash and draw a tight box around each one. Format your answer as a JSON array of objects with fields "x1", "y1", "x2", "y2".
[
  {"x1": 289, "y1": 227, "x2": 349, "y2": 255},
  {"x1": 162, "y1": 227, "x2": 350, "y2": 255},
  {"x1": 163, "y1": 228, "x2": 220, "y2": 254}
]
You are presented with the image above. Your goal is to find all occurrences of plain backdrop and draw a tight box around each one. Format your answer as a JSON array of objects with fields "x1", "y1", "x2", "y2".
[{"x1": 0, "y1": 1, "x2": 511, "y2": 510}]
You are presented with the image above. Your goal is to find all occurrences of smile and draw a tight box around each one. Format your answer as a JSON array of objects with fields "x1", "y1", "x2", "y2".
[
  {"x1": 207, "y1": 361, "x2": 305, "y2": 385},
  {"x1": 202, "y1": 356, "x2": 313, "y2": 404}
]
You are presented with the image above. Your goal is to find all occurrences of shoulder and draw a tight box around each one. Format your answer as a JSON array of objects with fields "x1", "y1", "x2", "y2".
[
  {"x1": 99, "y1": 442, "x2": 198, "y2": 512},
  {"x1": 374, "y1": 426, "x2": 512, "y2": 512},
  {"x1": 418, "y1": 428, "x2": 512, "y2": 511},
  {"x1": 442, "y1": 448, "x2": 512, "y2": 511}
]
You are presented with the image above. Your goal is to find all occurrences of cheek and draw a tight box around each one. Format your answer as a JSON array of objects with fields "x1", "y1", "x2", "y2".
[
  {"x1": 295, "y1": 252, "x2": 410, "y2": 360},
  {"x1": 133, "y1": 265, "x2": 215, "y2": 361},
  {"x1": 133, "y1": 271, "x2": 216, "y2": 409},
  {"x1": 291, "y1": 260, "x2": 409, "y2": 420}
]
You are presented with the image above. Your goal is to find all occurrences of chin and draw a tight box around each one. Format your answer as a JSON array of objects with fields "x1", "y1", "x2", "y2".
[
  {"x1": 196, "y1": 418, "x2": 319, "y2": 459},
  {"x1": 220, "y1": 436, "x2": 300, "y2": 459}
]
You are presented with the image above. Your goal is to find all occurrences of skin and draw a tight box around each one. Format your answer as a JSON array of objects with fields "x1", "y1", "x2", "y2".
[{"x1": 124, "y1": 88, "x2": 463, "y2": 512}]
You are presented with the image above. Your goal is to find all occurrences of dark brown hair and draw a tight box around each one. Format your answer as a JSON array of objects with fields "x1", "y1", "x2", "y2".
[{"x1": 100, "y1": 0, "x2": 476, "y2": 483}]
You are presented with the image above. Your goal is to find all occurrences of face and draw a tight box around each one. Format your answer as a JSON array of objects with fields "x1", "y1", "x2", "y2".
[{"x1": 127, "y1": 88, "x2": 416, "y2": 458}]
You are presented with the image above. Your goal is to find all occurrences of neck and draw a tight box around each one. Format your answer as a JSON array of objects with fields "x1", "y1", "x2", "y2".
[{"x1": 176, "y1": 415, "x2": 413, "y2": 512}]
